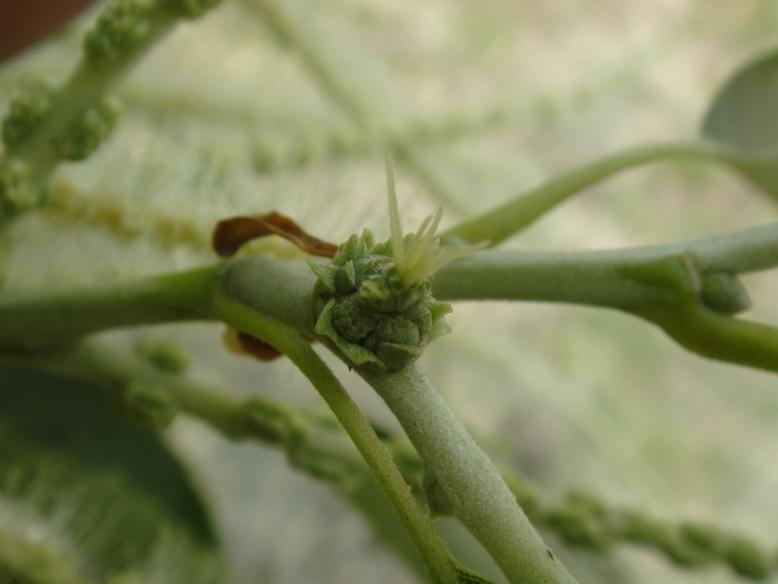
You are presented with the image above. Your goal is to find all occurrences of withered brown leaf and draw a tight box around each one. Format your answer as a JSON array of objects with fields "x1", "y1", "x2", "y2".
[{"x1": 212, "y1": 211, "x2": 338, "y2": 258}]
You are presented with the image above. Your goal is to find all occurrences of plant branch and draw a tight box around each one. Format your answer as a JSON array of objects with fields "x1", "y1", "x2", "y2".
[
  {"x1": 11, "y1": 338, "x2": 773, "y2": 580},
  {"x1": 443, "y1": 141, "x2": 738, "y2": 246},
  {"x1": 2, "y1": 216, "x2": 777, "y2": 371},
  {"x1": 1, "y1": 0, "x2": 221, "y2": 224},
  {"x1": 359, "y1": 364, "x2": 577, "y2": 584},
  {"x1": 211, "y1": 292, "x2": 461, "y2": 584},
  {"x1": 0, "y1": 265, "x2": 221, "y2": 349},
  {"x1": 433, "y1": 222, "x2": 778, "y2": 305},
  {"x1": 433, "y1": 224, "x2": 778, "y2": 373}
]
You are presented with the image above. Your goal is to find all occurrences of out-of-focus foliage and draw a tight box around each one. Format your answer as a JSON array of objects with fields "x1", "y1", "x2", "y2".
[{"x1": 1, "y1": 1, "x2": 777, "y2": 582}]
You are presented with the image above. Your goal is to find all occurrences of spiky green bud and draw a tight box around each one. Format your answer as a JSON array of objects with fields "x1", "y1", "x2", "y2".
[
  {"x1": 309, "y1": 154, "x2": 483, "y2": 371},
  {"x1": 1, "y1": 78, "x2": 51, "y2": 150},
  {"x1": 310, "y1": 229, "x2": 453, "y2": 371},
  {"x1": 54, "y1": 99, "x2": 120, "y2": 161},
  {"x1": 84, "y1": 0, "x2": 158, "y2": 66}
]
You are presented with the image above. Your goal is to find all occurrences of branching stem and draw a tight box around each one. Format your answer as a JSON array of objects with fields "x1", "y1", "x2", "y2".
[
  {"x1": 211, "y1": 292, "x2": 460, "y2": 584},
  {"x1": 360, "y1": 364, "x2": 578, "y2": 584},
  {"x1": 1, "y1": 218, "x2": 777, "y2": 370}
]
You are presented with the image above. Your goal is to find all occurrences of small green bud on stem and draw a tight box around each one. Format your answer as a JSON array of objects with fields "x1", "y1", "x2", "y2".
[
  {"x1": 134, "y1": 338, "x2": 190, "y2": 374},
  {"x1": 700, "y1": 271, "x2": 752, "y2": 314},
  {"x1": 122, "y1": 381, "x2": 176, "y2": 429},
  {"x1": 84, "y1": 0, "x2": 158, "y2": 66},
  {"x1": 54, "y1": 99, "x2": 120, "y2": 161},
  {"x1": 1, "y1": 78, "x2": 52, "y2": 150}
]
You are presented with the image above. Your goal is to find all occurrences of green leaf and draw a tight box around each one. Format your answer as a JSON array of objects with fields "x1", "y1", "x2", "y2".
[
  {"x1": 701, "y1": 48, "x2": 778, "y2": 196},
  {"x1": 0, "y1": 422, "x2": 221, "y2": 583},
  {"x1": 702, "y1": 49, "x2": 778, "y2": 155},
  {"x1": 0, "y1": 362, "x2": 217, "y2": 544}
]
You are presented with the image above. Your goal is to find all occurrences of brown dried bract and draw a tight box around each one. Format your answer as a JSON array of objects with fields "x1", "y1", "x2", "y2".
[
  {"x1": 223, "y1": 328, "x2": 282, "y2": 361},
  {"x1": 212, "y1": 211, "x2": 338, "y2": 258},
  {"x1": 223, "y1": 328, "x2": 315, "y2": 362}
]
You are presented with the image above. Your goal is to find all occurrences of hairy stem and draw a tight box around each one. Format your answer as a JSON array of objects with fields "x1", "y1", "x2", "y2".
[
  {"x1": 0, "y1": 265, "x2": 220, "y2": 349},
  {"x1": 433, "y1": 226, "x2": 778, "y2": 374},
  {"x1": 360, "y1": 364, "x2": 577, "y2": 584},
  {"x1": 433, "y1": 221, "x2": 778, "y2": 306},
  {"x1": 211, "y1": 292, "x2": 460, "y2": 584},
  {"x1": 1, "y1": 220, "x2": 776, "y2": 364},
  {"x1": 12, "y1": 338, "x2": 773, "y2": 580},
  {"x1": 443, "y1": 141, "x2": 733, "y2": 245}
]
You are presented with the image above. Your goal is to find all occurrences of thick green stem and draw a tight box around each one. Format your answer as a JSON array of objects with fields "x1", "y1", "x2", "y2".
[
  {"x1": 13, "y1": 339, "x2": 772, "y2": 581},
  {"x1": 432, "y1": 228, "x2": 778, "y2": 374},
  {"x1": 443, "y1": 141, "x2": 730, "y2": 245},
  {"x1": 0, "y1": 265, "x2": 221, "y2": 349},
  {"x1": 433, "y1": 221, "x2": 778, "y2": 307},
  {"x1": 211, "y1": 292, "x2": 460, "y2": 584},
  {"x1": 360, "y1": 364, "x2": 577, "y2": 584}
]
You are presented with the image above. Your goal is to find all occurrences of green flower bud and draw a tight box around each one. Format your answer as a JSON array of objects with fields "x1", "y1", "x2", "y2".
[
  {"x1": 54, "y1": 99, "x2": 120, "y2": 161},
  {"x1": 135, "y1": 338, "x2": 190, "y2": 374},
  {"x1": 311, "y1": 229, "x2": 453, "y2": 371},
  {"x1": 84, "y1": 0, "x2": 157, "y2": 66},
  {"x1": 243, "y1": 397, "x2": 305, "y2": 446},
  {"x1": 543, "y1": 504, "x2": 610, "y2": 551},
  {"x1": 701, "y1": 271, "x2": 752, "y2": 314},
  {"x1": 122, "y1": 382, "x2": 175, "y2": 430},
  {"x1": 1, "y1": 79, "x2": 51, "y2": 150},
  {"x1": 310, "y1": 155, "x2": 482, "y2": 371}
]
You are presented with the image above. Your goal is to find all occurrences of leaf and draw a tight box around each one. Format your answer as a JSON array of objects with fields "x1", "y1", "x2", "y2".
[
  {"x1": 0, "y1": 361, "x2": 217, "y2": 545},
  {"x1": 0, "y1": 422, "x2": 221, "y2": 583},
  {"x1": 701, "y1": 48, "x2": 778, "y2": 196}
]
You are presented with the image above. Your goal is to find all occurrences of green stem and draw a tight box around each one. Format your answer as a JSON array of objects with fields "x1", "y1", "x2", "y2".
[
  {"x1": 443, "y1": 141, "x2": 729, "y2": 245},
  {"x1": 16, "y1": 33, "x2": 171, "y2": 183},
  {"x1": 2, "y1": 213, "x2": 777, "y2": 369},
  {"x1": 433, "y1": 221, "x2": 778, "y2": 307},
  {"x1": 360, "y1": 364, "x2": 578, "y2": 584},
  {"x1": 432, "y1": 228, "x2": 778, "y2": 374},
  {"x1": 211, "y1": 292, "x2": 460, "y2": 584},
  {"x1": 7, "y1": 11, "x2": 176, "y2": 211},
  {"x1": 0, "y1": 265, "x2": 221, "y2": 349},
  {"x1": 14, "y1": 339, "x2": 772, "y2": 580}
]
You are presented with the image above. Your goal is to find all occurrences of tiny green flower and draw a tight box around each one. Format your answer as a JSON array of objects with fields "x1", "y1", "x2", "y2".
[{"x1": 309, "y1": 154, "x2": 484, "y2": 370}]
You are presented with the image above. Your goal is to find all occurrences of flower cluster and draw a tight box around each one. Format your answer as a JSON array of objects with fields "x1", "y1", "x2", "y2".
[{"x1": 309, "y1": 156, "x2": 483, "y2": 370}]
